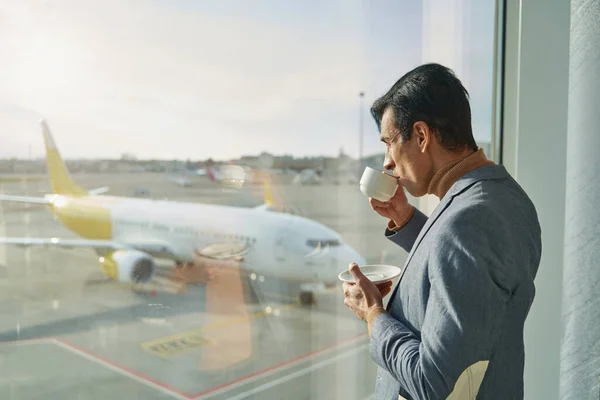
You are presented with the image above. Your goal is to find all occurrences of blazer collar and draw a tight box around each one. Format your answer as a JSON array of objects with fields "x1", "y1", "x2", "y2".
[{"x1": 386, "y1": 164, "x2": 510, "y2": 308}]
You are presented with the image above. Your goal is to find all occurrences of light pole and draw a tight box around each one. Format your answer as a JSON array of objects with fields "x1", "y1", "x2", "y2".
[{"x1": 358, "y1": 91, "x2": 365, "y2": 171}]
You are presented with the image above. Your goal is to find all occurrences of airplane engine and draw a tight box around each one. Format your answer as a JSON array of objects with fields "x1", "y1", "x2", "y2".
[{"x1": 99, "y1": 250, "x2": 156, "y2": 283}]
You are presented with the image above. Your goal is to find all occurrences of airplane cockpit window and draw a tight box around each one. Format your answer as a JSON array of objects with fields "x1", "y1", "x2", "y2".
[{"x1": 1, "y1": 1, "x2": 499, "y2": 398}]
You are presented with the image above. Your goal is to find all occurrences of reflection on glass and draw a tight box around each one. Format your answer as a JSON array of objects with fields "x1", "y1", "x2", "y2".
[{"x1": 0, "y1": 1, "x2": 498, "y2": 398}]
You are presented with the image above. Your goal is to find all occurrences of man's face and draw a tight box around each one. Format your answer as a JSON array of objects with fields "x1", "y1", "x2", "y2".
[{"x1": 380, "y1": 108, "x2": 432, "y2": 197}]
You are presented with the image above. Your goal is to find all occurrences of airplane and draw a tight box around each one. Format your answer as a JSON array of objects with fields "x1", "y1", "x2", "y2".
[
  {"x1": 206, "y1": 164, "x2": 248, "y2": 189},
  {"x1": 292, "y1": 168, "x2": 322, "y2": 185},
  {"x1": 0, "y1": 120, "x2": 365, "y2": 304},
  {"x1": 168, "y1": 176, "x2": 193, "y2": 187}
]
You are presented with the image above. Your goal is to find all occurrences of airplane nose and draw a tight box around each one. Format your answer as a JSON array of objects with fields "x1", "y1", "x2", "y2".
[
  {"x1": 340, "y1": 245, "x2": 366, "y2": 268},
  {"x1": 352, "y1": 249, "x2": 366, "y2": 266},
  {"x1": 316, "y1": 244, "x2": 366, "y2": 284}
]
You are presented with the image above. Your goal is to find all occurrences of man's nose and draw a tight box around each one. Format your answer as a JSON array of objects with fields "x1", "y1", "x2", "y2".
[{"x1": 383, "y1": 154, "x2": 394, "y2": 171}]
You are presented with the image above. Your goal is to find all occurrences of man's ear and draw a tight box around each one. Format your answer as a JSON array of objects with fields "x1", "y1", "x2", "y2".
[{"x1": 412, "y1": 121, "x2": 431, "y2": 153}]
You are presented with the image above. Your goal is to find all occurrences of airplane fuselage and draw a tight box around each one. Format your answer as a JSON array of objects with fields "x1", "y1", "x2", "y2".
[{"x1": 48, "y1": 194, "x2": 363, "y2": 283}]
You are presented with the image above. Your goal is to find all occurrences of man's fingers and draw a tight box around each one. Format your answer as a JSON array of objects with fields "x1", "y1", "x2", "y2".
[
  {"x1": 376, "y1": 280, "x2": 393, "y2": 289},
  {"x1": 349, "y1": 263, "x2": 367, "y2": 284},
  {"x1": 375, "y1": 280, "x2": 393, "y2": 297},
  {"x1": 342, "y1": 282, "x2": 354, "y2": 300},
  {"x1": 369, "y1": 197, "x2": 388, "y2": 209}
]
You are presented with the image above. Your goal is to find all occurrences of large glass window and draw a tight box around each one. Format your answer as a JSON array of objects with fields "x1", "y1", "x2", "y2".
[{"x1": 0, "y1": 1, "x2": 500, "y2": 398}]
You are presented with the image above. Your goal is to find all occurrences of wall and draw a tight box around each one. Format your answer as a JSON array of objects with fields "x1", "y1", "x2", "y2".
[{"x1": 502, "y1": 0, "x2": 571, "y2": 399}]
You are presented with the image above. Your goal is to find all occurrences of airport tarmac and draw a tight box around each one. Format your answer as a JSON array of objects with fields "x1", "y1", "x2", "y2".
[{"x1": 0, "y1": 173, "x2": 410, "y2": 399}]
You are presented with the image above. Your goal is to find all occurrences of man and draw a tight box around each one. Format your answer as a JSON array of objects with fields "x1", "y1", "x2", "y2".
[{"x1": 343, "y1": 63, "x2": 542, "y2": 399}]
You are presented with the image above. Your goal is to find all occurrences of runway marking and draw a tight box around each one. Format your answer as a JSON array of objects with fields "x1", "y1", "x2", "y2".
[
  {"x1": 191, "y1": 332, "x2": 368, "y2": 399},
  {"x1": 140, "y1": 303, "x2": 297, "y2": 358},
  {"x1": 141, "y1": 332, "x2": 213, "y2": 358},
  {"x1": 0, "y1": 324, "x2": 367, "y2": 400},
  {"x1": 222, "y1": 344, "x2": 369, "y2": 400},
  {"x1": 0, "y1": 184, "x2": 6, "y2": 267},
  {"x1": 52, "y1": 338, "x2": 191, "y2": 400},
  {"x1": 0, "y1": 333, "x2": 369, "y2": 400},
  {"x1": 0, "y1": 337, "x2": 191, "y2": 399},
  {"x1": 0, "y1": 338, "x2": 51, "y2": 346}
]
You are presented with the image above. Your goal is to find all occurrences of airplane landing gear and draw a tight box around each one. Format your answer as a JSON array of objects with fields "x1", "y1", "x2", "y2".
[
  {"x1": 298, "y1": 291, "x2": 315, "y2": 306},
  {"x1": 171, "y1": 261, "x2": 210, "y2": 284}
]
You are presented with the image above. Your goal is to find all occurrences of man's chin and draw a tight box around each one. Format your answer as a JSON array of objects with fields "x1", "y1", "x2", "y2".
[{"x1": 403, "y1": 185, "x2": 426, "y2": 198}]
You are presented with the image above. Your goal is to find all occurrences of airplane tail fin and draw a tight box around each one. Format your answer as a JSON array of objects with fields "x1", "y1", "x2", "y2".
[
  {"x1": 263, "y1": 176, "x2": 274, "y2": 207},
  {"x1": 40, "y1": 120, "x2": 87, "y2": 197},
  {"x1": 252, "y1": 173, "x2": 276, "y2": 211},
  {"x1": 206, "y1": 167, "x2": 216, "y2": 182}
]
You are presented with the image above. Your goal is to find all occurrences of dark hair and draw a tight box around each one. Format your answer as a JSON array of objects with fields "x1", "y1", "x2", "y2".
[{"x1": 371, "y1": 63, "x2": 478, "y2": 152}]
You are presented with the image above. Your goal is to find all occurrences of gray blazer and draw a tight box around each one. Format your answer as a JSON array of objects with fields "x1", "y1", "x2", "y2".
[{"x1": 370, "y1": 164, "x2": 542, "y2": 400}]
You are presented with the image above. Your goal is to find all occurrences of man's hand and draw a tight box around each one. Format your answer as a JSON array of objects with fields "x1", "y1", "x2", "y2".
[
  {"x1": 369, "y1": 176, "x2": 414, "y2": 227},
  {"x1": 343, "y1": 263, "x2": 393, "y2": 335}
]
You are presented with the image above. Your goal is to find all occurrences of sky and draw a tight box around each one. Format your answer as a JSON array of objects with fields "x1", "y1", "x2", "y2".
[{"x1": 0, "y1": 0, "x2": 496, "y2": 161}]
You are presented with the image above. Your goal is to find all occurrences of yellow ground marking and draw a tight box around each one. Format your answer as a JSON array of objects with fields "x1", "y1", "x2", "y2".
[
  {"x1": 141, "y1": 333, "x2": 214, "y2": 358},
  {"x1": 140, "y1": 303, "x2": 297, "y2": 358},
  {"x1": 139, "y1": 281, "x2": 338, "y2": 359},
  {"x1": 319, "y1": 285, "x2": 340, "y2": 295},
  {"x1": 255, "y1": 285, "x2": 338, "y2": 303},
  {"x1": 254, "y1": 290, "x2": 299, "y2": 302}
]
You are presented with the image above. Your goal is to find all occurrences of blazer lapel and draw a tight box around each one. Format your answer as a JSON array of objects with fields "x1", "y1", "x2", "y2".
[
  {"x1": 386, "y1": 194, "x2": 455, "y2": 308},
  {"x1": 385, "y1": 176, "x2": 485, "y2": 309}
]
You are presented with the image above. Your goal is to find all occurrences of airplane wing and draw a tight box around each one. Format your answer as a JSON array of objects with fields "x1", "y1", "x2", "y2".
[
  {"x1": 0, "y1": 237, "x2": 121, "y2": 248},
  {"x1": 0, "y1": 237, "x2": 175, "y2": 258},
  {"x1": 0, "y1": 176, "x2": 45, "y2": 183},
  {"x1": 0, "y1": 195, "x2": 50, "y2": 204},
  {"x1": 0, "y1": 237, "x2": 249, "y2": 261},
  {"x1": 88, "y1": 187, "x2": 110, "y2": 195},
  {"x1": 0, "y1": 190, "x2": 109, "y2": 202},
  {"x1": 253, "y1": 204, "x2": 273, "y2": 212}
]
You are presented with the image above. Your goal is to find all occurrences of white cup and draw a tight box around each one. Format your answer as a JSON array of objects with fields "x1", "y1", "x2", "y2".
[{"x1": 359, "y1": 166, "x2": 398, "y2": 202}]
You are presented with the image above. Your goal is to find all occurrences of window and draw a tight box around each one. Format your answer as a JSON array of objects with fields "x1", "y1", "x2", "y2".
[
  {"x1": 0, "y1": 1, "x2": 501, "y2": 398},
  {"x1": 306, "y1": 239, "x2": 341, "y2": 248}
]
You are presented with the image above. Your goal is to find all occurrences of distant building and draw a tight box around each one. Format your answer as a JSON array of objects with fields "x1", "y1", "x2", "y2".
[
  {"x1": 121, "y1": 153, "x2": 137, "y2": 161},
  {"x1": 362, "y1": 153, "x2": 385, "y2": 170}
]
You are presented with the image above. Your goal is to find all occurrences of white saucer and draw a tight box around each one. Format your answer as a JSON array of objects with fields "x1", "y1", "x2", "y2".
[{"x1": 338, "y1": 264, "x2": 402, "y2": 284}]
